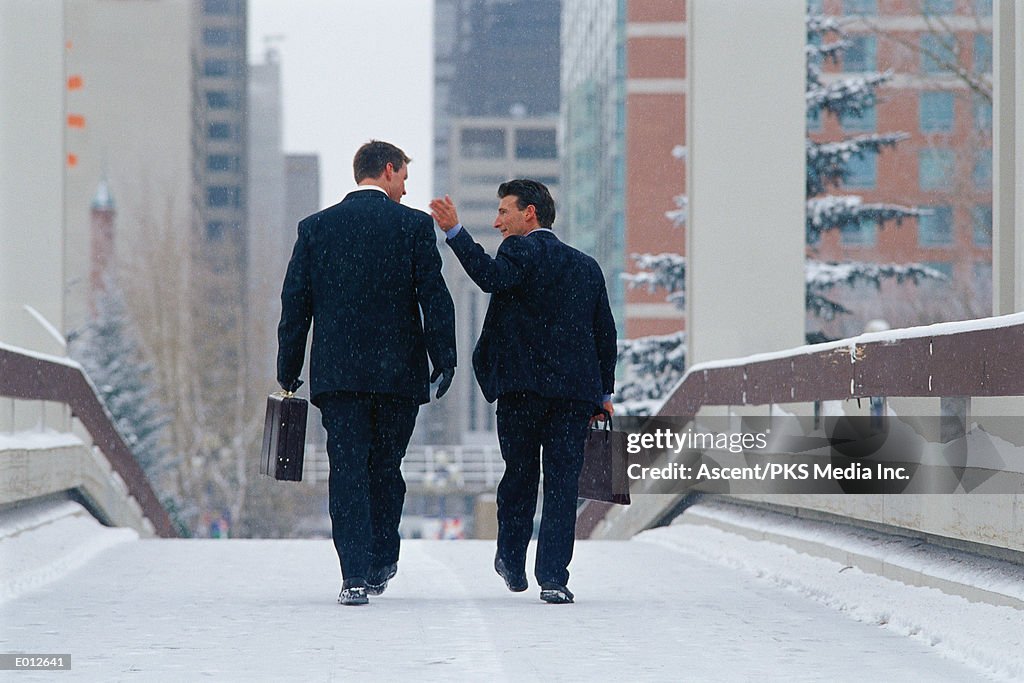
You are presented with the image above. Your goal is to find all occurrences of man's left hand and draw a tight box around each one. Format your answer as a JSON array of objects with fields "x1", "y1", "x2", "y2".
[
  {"x1": 429, "y1": 195, "x2": 460, "y2": 232},
  {"x1": 430, "y1": 366, "x2": 455, "y2": 399},
  {"x1": 590, "y1": 400, "x2": 614, "y2": 426}
]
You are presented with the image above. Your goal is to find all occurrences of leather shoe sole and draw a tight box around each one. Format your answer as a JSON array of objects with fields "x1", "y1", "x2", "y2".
[{"x1": 494, "y1": 556, "x2": 528, "y2": 592}]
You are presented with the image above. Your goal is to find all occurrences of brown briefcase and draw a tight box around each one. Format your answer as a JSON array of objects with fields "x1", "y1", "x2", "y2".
[
  {"x1": 260, "y1": 391, "x2": 308, "y2": 481},
  {"x1": 578, "y1": 416, "x2": 631, "y2": 505}
]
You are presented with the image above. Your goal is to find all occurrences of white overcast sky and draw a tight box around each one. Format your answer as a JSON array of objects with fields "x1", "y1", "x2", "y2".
[{"x1": 248, "y1": 0, "x2": 435, "y2": 212}]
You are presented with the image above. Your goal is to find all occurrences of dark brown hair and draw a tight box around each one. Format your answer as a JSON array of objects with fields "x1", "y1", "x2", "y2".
[{"x1": 353, "y1": 140, "x2": 411, "y2": 182}]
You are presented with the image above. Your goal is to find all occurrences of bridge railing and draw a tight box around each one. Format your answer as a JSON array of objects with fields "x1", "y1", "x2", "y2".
[
  {"x1": 0, "y1": 342, "x2": 177, "y2": 537},
  {"x1": 579, "y1": 312, "x2": 1024, "y2": 549}
]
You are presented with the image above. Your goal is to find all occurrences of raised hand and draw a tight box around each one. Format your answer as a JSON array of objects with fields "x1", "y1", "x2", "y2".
[{"x1": 429, "y1": 195, "x2": 460, "y2": 232}]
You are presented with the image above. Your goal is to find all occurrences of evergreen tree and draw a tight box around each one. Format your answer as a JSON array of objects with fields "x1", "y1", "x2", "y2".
[
  {"x1": 70, "y1": 281, "x2": 173, "y2": 490},
  {"x1": 614, "y1": 13, "x2": 945, "y2": 416},
  {"x1": 804, "y1": 14, "x2": 942, "y2": 324}
]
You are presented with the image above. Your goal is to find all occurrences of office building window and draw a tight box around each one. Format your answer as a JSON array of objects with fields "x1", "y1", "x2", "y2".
[
  {"x1": 844, "y1": 0, "x2": 876, "y2": 14},
  {"x1": 841, "y1": 218, "x2": 877, "y2": 246},
  {"x1": 921, "y1": 35, "x2": 955, "y2": 74},
  {"x1": 974, "y1": 34, "x2": 992, "y2": 73},
  {"x1": 515, "y1": 129, "x2": 557, "y2": 159},
  {"x1": 204, "y1": 59, "x2": 232, "y2": 77},
  {"x1": 208, "y1": 122, "x2": 232, "y2": 139},
  {"x1": 207, "y1": 154, "x2": 235, "y2": 171},
  {"x1": 845, "y1": 153, "x2": 876, "y2": 189},
  {"x1": 919, "y1": 92, "x2": 955, "y2": 132},
  {"x1": 203, "y1": 0, "x2": 237, "y2": 15},
  {"x1": 924, "y1": 0, "x2": 954, "y2": 13},
  {"x1": 919, "y1": 206, "x2": 954, "y2": 246},
  {"x1": 919, "y1": 149, "x2": 955, "y2": 190},
  {"x1": 975, "y1": 0, "x2": 993, "y2": 16},
  {"x1": 808, "y1": 0, "x2": 824, "y2": 12},
  {"x1": 203, "y1": 28, "x2": 239, "y2": 48},
  {"x1": 844, "y1": 35, "x2": 876, "y2": 71},
  {"x1": 973, "y1": 149, "x2": 992, "y2": 188},
  {"x1": 206, "y1": 91, "x2": 234, "y2": 109},
  {"x1": 207, "y1": 186, "x2": 240, "y2": 208},
  {"x1": 841, "y1": 105, "x2": 876, "y2": 132},
  {"x1": 972, "y1": 205, "x2": 992, "y2": 246},
  {"x1": 206, "y1": 221, "x2": 225, "y2": 240},
  {"x1": 461, "y1": 129, "x2": 505, "y2": 159}
]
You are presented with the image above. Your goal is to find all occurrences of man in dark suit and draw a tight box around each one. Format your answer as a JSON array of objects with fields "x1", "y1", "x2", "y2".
[
  {"x1": 430, "y1": 179, "x2": 616, "y2": 604},
  {"x1": 278, "y1": 140, "x2": 456, "y2": 606}
]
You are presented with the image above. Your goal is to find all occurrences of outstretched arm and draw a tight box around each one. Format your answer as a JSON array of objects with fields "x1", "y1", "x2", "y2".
[{"x1": 430, "y1": 195, "x2": 534, "y2": 293}]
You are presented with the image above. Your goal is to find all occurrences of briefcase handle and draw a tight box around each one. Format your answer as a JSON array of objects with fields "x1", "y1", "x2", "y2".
[
  {"x1": 590, "y1": 409, "x2": 613, "y2": 438},
  {"x1": 272, "y1": 389, "x2": 297, "y2": 399}
]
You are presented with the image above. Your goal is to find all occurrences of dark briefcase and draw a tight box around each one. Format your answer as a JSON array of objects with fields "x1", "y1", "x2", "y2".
[
  {"x1": 260, "y1": 391, "x2": 308, "y2": 481},
  {"x1": 578, "y1": 416, "x2": 631, "y2": 505}
]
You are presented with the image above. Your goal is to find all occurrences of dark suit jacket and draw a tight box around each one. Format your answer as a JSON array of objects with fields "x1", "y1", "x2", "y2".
[
  {"x1": 277, "y1": 189, "x2": 457, "y2": 406},
  {"x1": 447, "y1": 227, "x2": 616, "y2": 407}
]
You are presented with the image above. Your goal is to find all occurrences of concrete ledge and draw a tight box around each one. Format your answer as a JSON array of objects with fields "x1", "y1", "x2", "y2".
[
  {"x1": 677, "y1": 497, "x2": 1024, "y2": 610},
  {"x1": 0, "y1": 442, "x2": 155, "y2": 537}
]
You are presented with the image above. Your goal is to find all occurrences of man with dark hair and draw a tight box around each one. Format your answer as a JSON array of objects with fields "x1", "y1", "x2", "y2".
[
  {"x1": 278, "y1": 139, "x2": 457, "y2": 606},
  {"x1": 430, "y1": 179, "x2": 616, "y2": 604}
]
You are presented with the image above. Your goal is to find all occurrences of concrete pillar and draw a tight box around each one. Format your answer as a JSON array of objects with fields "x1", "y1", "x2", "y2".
[
  {"x1": 685, "y1": 0, "x2": 806, "y2": 365},
  {"x1": 0, "y1": 1, "x2": 66, "y2": 355},
  {"x1": 993, "y1": 0, "x2": 1024, "y2": 315}
]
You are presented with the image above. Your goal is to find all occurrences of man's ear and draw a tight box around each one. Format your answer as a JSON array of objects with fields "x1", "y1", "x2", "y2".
[
  {"x1": 524, "y1": 204, "x2": 537, "y2": 221},
  {"x1": 383, "y1": 162, "x2": 395, "y2": 180}
]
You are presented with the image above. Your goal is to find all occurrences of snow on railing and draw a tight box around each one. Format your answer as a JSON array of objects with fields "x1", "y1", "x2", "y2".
[{"x1": 0, "y1": 343, "x2": 177, "y2": 538}]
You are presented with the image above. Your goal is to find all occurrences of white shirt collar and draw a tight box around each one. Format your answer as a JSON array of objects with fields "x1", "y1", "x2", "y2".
[{"x1": 351, "y1": 183, "x2": 388, "y2": 196}]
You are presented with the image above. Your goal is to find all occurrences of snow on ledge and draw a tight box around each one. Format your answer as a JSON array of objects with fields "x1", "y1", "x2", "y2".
[
  {"x1": 0, "y1": 341, "x2": 81, "y2": 369},
  {"x1": 0, "y1": 500, "x2": 137, "y2": 605},
  {"x1": 685, "y1": 311, "x2": 1024, "y2": 376},
  {"x1": 0, "y1": 430, "x2": 83, "y2": 451}
]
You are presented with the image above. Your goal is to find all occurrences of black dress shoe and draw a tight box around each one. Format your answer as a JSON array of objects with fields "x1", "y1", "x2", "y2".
[
  {"x1": 539, "y1": 582, "x2": 574, "y2": 604},
  {"x1": 494, "y1": 556, "x2": 528, "y2": 592},
  {"x1": 338, "y1": 578, "x2": 369, "y2": 606},
  {"x1": 366, "y1": 563, "x2": 397, "y2": 596}
]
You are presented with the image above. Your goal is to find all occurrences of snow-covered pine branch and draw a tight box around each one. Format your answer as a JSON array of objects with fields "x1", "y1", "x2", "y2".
[
  {"x1": 806, "y1": 71, "x2": 893, "y2": 119},
  {"x1": 807, "y1": 133, "x2": 910, "y2": 196},
  {"x1": 806, "y1": 196, "x2": 925, "y2": 242},
  {"x1": 615, "y1": 331, "x2": 687, "y2": 413},
  {"x1": 805, "y1": 260, "x2": 949, "y2": 320},
  {"x1": 621, "y1": 253, "x2": 686, "y2": 309}
]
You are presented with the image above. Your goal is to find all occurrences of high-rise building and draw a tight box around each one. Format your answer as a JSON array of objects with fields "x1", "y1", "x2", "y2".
[
  {"x1": 561, "y1": 0, "x2": 687, "y2": 339},
  {"x1": 61, "y1": 0, "x2": 192, "y2": 336},
  {"x1": 190, "y1": 0, "x2": 250, "y2": 406},
  {"x1": 193, "y1": 0, "x2": 248, "y2": 253},
  {"x1": 434, "y1": 0, "x2": 561, "y2": 198},
  {"x1": 247, "y1": 43, "x2": 286, "y2": 385},
  {"x1": 427, "y1": 0, "x2": 563, "y2": 445}
]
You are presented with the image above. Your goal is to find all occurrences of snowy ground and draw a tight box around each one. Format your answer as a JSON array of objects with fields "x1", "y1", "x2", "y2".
[{"x1": 1, "y1": 504, "x2": 1021, "y2": 682}]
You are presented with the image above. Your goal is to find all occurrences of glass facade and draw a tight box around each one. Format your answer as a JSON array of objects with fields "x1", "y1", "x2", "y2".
[{"x1": 561, "y1": 0, "x2": 627, "y2": 316}]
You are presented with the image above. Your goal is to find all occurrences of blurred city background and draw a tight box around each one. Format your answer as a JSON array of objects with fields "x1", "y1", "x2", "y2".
[{"x1": 0, "y1": 0, "x2": 997, "y2": 540}]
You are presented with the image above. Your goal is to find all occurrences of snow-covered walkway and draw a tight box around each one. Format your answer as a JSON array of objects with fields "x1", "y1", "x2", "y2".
[{"x1": 1, "y1": 509, "x2": 1021, "y2": 681}]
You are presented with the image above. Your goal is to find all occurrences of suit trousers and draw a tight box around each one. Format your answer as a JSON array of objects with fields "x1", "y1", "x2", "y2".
[
  {"x1": 318, "y1": 391, "x2": 418, "y2": 580},
  {"x1": 495, "y1": 391, "x2": 593, "y2": 586}
]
